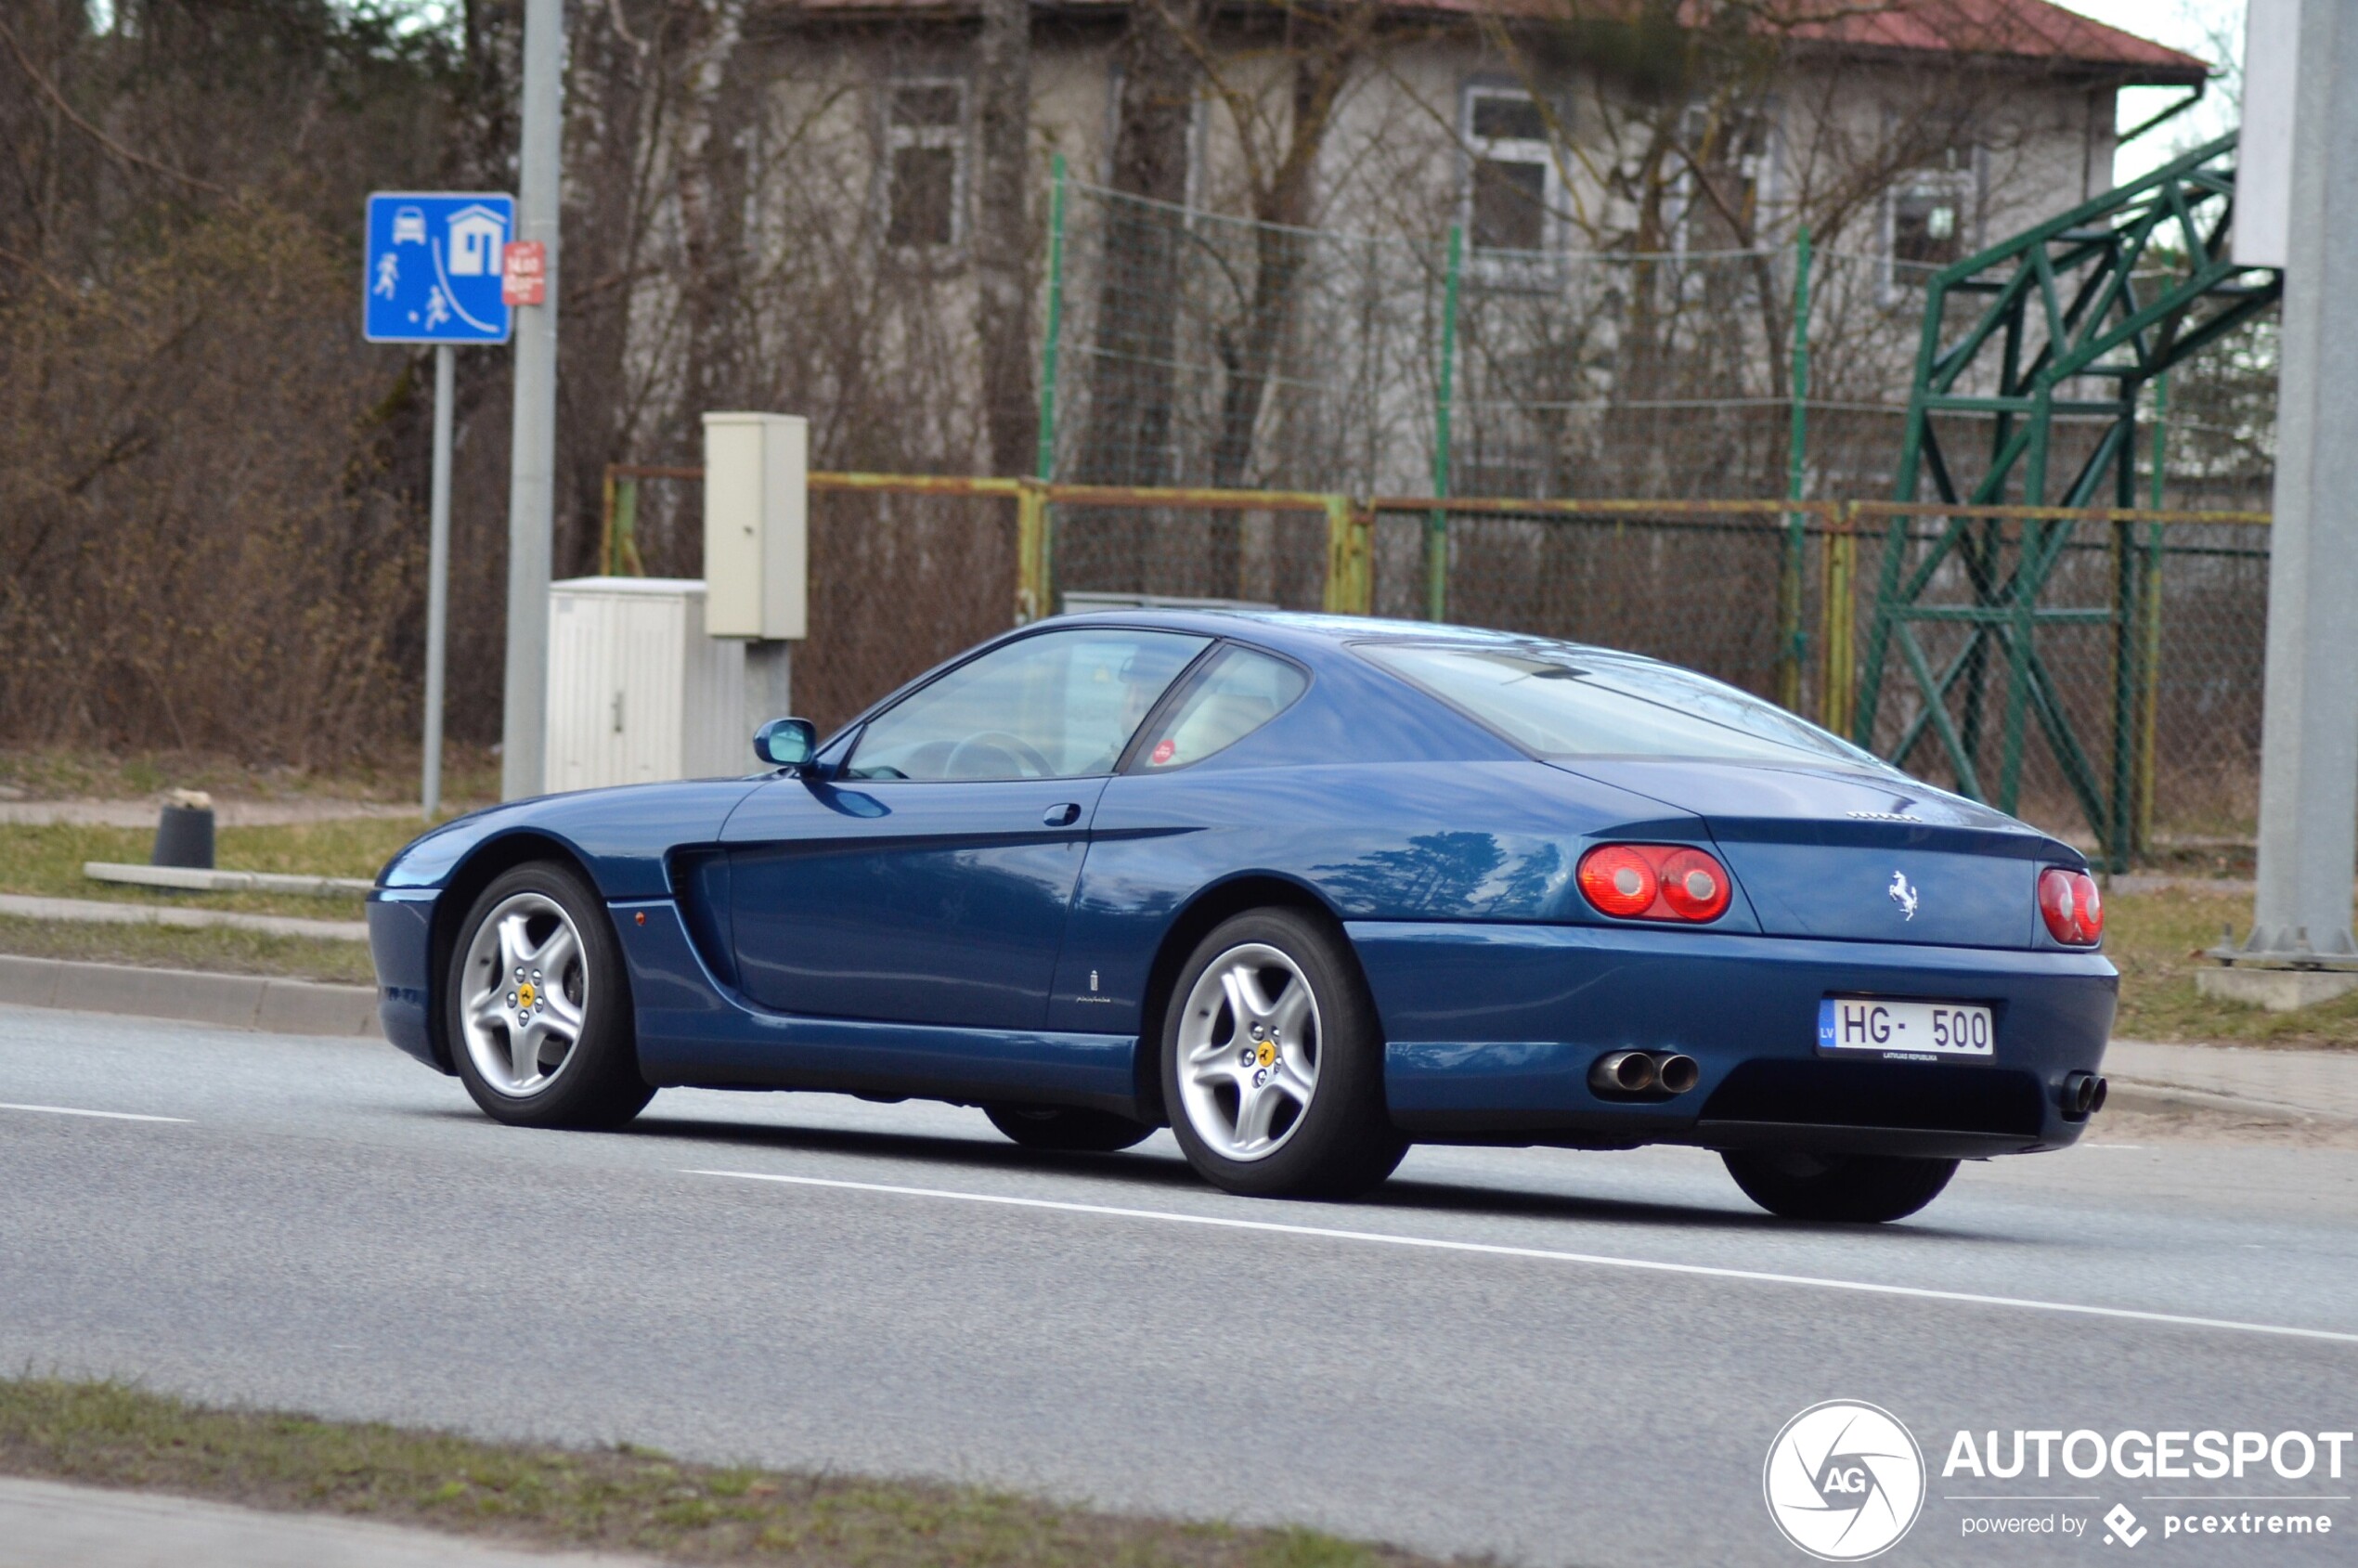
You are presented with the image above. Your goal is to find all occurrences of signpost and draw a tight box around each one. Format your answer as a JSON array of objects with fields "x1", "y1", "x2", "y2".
[{"x1": 365, "y1": 191, "x2": 517, "y2": 820}]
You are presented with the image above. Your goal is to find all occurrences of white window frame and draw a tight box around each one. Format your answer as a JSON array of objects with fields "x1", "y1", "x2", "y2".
[
  {"x1": 1671, "y1": 100, "x2": 1776, "y2": 255},
  {"x1": 883, "y1": 76, "x2": 968, "y2": 252},
  {"x1": 1461, "y1": 84, "x2": 1565, "y2": 281},
  {"x1": 1882, "y1": 151, "x2": 1981, "y2": 299}
]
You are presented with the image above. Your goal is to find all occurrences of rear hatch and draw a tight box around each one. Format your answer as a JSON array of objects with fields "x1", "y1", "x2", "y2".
[{"x1": 1557, "y1": 759, "x2": 2060, "y2": 950}]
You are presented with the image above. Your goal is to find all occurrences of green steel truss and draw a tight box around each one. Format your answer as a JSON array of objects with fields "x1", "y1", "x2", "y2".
[{"x1": 1855, "y1": 132, "x2": 2280, "y2": 868}]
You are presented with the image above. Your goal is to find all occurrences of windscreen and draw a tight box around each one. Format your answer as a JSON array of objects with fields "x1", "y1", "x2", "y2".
[{"x1": 1359, "y1": 642, "x2": 1887, "y2": 768}]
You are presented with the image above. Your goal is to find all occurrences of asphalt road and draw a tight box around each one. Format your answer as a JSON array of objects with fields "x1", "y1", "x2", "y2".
[{"x1": 3, "y1": 1004, "x2": 2355, "y2": 1567}]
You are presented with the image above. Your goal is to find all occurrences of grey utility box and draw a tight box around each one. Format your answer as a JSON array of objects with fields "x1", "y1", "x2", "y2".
[{"x1": 545, "y1": 577, "x2": 746, "y2": 792}]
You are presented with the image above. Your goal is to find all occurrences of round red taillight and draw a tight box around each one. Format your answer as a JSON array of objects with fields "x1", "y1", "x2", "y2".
[
  {"x1": 1658, "y1": 848, "x2": 1732, "y2": 923},
  {"x1": 1578, "y1": 844, "x2": 1733, "y2": 923},
  {"x1": 2039, "y1": 867, "x2": 2104, "y2": 946},
  {"x1": 1578, "y1": 845, "x2": 1659, "y2": 918}
]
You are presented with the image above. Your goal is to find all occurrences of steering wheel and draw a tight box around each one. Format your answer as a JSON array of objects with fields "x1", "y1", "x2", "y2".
[{"x1": 944, "y1": 731, "x2": 1056, "y2": 780}]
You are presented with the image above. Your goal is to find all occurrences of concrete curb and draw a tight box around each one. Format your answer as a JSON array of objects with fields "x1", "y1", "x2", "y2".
[
  {"x1": 2103, "y1": 1077, "x2": 2358, "y2": 1126},
  {"x1": 0, "y1": 892, "x2": 367, "y2": 942},
  {"x1": 0, "y1": 955, "x2": 380, "y2": 1038}
]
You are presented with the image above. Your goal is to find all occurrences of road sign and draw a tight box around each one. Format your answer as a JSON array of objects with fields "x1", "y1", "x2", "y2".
[
  {"x1": 364, "y1": 191, "x2": 515, "y2": 344},
  {"x1": 501, "y1": 240, "x2": 546, "y2": 306}
]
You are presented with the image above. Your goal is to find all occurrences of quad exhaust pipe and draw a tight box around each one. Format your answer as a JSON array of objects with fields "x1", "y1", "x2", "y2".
[
  {"x1": 2062, "y1": 1070, "x2": 2108, "y2": 1119},
  {"x1": 1590, "y1": 1050, "x2": 1702, "y2": 1099}
]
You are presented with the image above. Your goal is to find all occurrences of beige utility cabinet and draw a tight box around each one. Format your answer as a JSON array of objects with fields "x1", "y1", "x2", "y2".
[
  {"x1": 701, "y1": 412, "x2": 808, "y2": 640},
  {"x1": 545, "y1": 577, "x2": 746, "y2": 792}
]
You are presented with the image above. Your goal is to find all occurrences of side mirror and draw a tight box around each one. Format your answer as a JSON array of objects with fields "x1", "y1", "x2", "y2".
[{"x1": 753, "y1": 717, "x2": 817, "y2": 769}]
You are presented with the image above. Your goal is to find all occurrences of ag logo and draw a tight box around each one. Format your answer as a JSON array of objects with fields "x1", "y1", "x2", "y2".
[{"x1": 1764, "y1": 1400, "x2": 1925, "y2": 1561}]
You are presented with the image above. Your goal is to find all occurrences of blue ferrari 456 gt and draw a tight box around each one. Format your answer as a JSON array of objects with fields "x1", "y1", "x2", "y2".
[{"x1": 368, "y1": 611, "x2": 2116, "y2": 1223}]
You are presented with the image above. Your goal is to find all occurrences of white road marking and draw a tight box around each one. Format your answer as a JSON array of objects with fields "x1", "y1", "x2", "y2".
[
  {"x1": 0, "y1": 1102, "x2": 191, "y2": 1124},
  {"x1": 688, "y1": 1168, "x2": 2358, "y2": 1347}
]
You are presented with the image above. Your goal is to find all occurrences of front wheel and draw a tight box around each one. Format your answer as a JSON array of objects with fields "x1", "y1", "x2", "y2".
[
  {"x1": 1160, "y1": 908, "x2": 1406, "y2": 1199},
  {"x1": 984, "y1": 1104, "x2": 1154, "y2": 1153},
  {"x1": 1721, "y1": 1149, "x2": 1958, "y2": 1224},
  {"x1": 447, "y1": 862, "x2": 653, "y2": 1131}
]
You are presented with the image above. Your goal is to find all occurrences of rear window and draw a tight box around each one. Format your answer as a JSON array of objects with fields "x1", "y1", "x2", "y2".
[
  {"x1": 1359, "y1": 642, "x2": 1883, "y2": 767},
  {"x1": 1130, "y1": 645, "x2": 1307, "y2": 771}
]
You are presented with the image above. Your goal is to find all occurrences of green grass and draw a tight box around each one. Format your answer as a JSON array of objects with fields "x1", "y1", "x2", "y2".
[
  {"x1": 2106, "y1": 887, "x2": 2358, "y2": 1048},
  {"x1": 0, "y1": 1378, "x2": 1446, "y2": 1568},
  {"x1": 0, "y1": 745, "x2": 500, "y2": 806},
  {"x1": 0, "y1": 914, "x2": 375, "y2": 985},
  {"x1": 0, "y1": 820, "x2": 425, "y2": 919}
]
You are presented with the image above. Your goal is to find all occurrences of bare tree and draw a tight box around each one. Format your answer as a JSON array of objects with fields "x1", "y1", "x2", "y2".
[{"x1": 972, "y1": 0, "x2": 1037, "y2": 478}]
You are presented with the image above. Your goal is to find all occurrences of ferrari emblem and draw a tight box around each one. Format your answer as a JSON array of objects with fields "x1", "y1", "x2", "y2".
[
  {"x1": 517, "y1": 981, "x2": 538, "y2": 1008},
  {"x1": 1887, "y1": 872, "x2": 1919, "y2": 922},
  {"x1": 1255, "y1": 1040, "x2": 1276, "y2": 1068}
]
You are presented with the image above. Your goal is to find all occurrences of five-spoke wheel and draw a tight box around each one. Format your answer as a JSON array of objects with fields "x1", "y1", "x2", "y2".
[
  {"x1": 1160, "y1": 908, "x2": 1405, "y2": 1199},
  {"x1": 446, "y1": 862, "x2": 653, "y2": 1129}
]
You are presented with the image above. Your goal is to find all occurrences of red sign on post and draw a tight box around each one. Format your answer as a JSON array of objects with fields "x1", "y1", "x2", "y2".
[{"x1": 501, "y1": 240, "x2": 546, "y2": 306}]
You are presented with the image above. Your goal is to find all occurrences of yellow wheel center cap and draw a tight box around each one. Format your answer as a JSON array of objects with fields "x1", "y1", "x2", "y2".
[
  {"x1": 1255, "y1": 1040, "x2": 1276, "y2": 1068},
  {"x1": 517, "y1": 982, "x2": 537, "y2": 1008}
]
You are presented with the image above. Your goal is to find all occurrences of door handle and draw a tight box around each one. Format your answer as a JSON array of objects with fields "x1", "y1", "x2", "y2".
[{"x1": 1042, "y1": 802, "x2": 1082, "y2": 827}]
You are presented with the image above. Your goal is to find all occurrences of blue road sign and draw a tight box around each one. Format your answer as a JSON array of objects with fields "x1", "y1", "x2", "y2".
[{"x1": 364, "y1": 191, "x2": 515, "y2": 344}]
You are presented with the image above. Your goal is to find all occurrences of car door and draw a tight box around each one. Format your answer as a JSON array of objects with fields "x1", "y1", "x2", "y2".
[{"x1": 724, "y1": 626, "x2": 1210, "y2": 1031}]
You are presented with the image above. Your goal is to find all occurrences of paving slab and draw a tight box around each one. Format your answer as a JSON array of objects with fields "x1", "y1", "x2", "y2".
[
  {"x1": 0, "y1": 799, "x2": 429, "y2": 828},
  {"x1": 2105, "y1": 1038, "x2": 2358, "y2": 1123},
  {"x1": 0, "y1": 1475, "x2": 657, "y2": 1568}
]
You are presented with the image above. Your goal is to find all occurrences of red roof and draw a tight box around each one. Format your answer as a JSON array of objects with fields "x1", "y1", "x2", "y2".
[{"x1": 775, "y1": 0, "x2": 2210, "y2": 84}]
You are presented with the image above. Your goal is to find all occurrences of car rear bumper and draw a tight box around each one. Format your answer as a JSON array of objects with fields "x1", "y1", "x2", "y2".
[{"x1": 1349, "y1": 921, "x2": 2116, "y2": 1157}]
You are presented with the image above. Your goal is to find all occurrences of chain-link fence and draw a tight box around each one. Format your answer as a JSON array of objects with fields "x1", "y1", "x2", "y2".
[{"x1": 596, "y1": 175, "x2": 2276, "y2": 866}]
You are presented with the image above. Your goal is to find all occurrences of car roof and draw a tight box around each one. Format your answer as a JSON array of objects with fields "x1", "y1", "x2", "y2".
[{"x1": 1034, "y1": 606, "x2": 1643, "y2": 667}]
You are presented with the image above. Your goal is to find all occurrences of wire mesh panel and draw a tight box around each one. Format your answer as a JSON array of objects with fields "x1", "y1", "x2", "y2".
[{"x1": 1370, "y1": 503, "x2": 1801, "y2": 704}]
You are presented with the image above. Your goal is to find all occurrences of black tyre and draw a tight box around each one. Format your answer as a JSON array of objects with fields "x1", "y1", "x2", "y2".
[
  {"x1": 445, "y1": 862, "x2": 653, "y2": 1130},
  {"x1": 1721, "y1": 1149, "x2": 1959, "y2": 1224},
  {"x1": 1159, "y1": 908, "x2": 1406, "y2": 1199},
  {"x1": 983, "y1": 1104, "x2": 1155, "y2": 1153}
]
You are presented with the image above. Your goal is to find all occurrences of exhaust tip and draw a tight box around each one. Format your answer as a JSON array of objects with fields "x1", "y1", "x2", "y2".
[
  {"x1": 1590, "y1": 1050, "x2": 1656, "y2": 1095},
  {"x1": 2090, "y1": 1076, "x2": 2108, "y2": 1115},
  {"x1": 2063, "y1": 1070, "x2": 2101, "y2": 1118},
  {"x1": 1653, "y1": 1053, "x2": 1701, "y2": 1095}
]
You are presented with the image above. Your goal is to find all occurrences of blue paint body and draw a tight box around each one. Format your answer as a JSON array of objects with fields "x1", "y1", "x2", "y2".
[{"x1": 369, "y1": 612, "x2": 2116, "y2": 1159}]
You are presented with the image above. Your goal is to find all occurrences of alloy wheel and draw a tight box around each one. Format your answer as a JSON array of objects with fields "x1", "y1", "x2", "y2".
[
  {"x1": 457, "y1": 891, "x2": 590, "y2": 1097},
  {"x1": 1173, "y1": 941, "x2": 1322, "y2": 1162}
]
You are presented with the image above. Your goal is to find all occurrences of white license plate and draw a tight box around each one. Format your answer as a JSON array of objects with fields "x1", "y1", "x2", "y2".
[{"x1": 1817, "y1": 996, "x2": 1994, "y2": 1059}]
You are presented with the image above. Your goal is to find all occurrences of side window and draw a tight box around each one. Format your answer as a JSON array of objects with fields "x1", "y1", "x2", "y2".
[
  {"x1": 848, "y1": 628, "x2": 1208, "y2": 781},
  {"x1": 1131, "y1": 646, "x2": 1307, "y2": 771},
  {"x1": 886, "y1": 81, "x2": 965, "y2": 249}
]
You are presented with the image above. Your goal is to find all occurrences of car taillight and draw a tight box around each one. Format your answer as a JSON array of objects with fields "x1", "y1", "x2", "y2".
[
  {"x1": 2038, "y1": 867, "x2": 2104, "y2": 946},
  {"x1": 1578, "y1": 844, "x2": 1732, "y2": 924}
]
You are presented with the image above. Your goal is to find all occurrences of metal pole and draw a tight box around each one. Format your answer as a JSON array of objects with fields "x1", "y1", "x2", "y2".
[
  {"x1": 1778, "y1": 225, "x2": 1812, "y2": 711},
  {"x1": 421, "y1": 344, "x2": 454, "y2": 822},
  {"x1": 2246, "y1": 0, "x2": 2358, "y2": 965},
  {"x1": 1034, "y1": 153, "x2": 1067, "y2": 484},
  {"x1": 499, "y1": 0, "x2": 564, "y2": 801},
  {"x1": 1030, "y1": 153, "x2": 1067, "y2": 617},
  {"x1": 2135, "y1": 373, "x2": 2168, "y2": 855},
  {"x1": 1427, "y1": 223, "x2": 1462, "y2": 623}
]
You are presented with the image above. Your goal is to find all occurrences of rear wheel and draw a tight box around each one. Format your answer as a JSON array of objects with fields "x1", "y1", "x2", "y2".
[
  {"x1": 447, "y1": 862, "x2": 653, "y2": 1131},
  {"x1": 1160, "y1": 908, "x2": 1406, "y2": 1199},
  {"x1": 1721, "y1": 1149, "x2": 1958, "y2": 1224},
  {"x1": 983, "y1": 1104, "x2": 1154, "y2": 1153}
]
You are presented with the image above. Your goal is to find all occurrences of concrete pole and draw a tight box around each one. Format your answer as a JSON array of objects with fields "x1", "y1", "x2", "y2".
[
  {"x1": 2246, "y1": 0, "x2": 2358, "y2": 964},
  {"x1": 421, "y1": 344, "x2": 454, "y2": 821},
  {"x1": 500, "y1": 0, "x2": 564, "y2": 801}
]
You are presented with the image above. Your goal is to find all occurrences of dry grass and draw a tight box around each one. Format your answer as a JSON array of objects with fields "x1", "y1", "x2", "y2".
[
  {"x1": 0, "y1": 1378, "x2": 1452, "y2": 1568},
  {"x1": 2105, "y1": 887, "x2": 2358, "y2": 1048},
  {"x1": 0, "y1": 915, "x2": 375, "y2": 986}
]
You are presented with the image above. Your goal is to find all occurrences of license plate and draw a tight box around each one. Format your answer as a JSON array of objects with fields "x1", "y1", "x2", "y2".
[{"x1": 1818, "y1": 996, "x2": 1994, "y2": 1060}]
